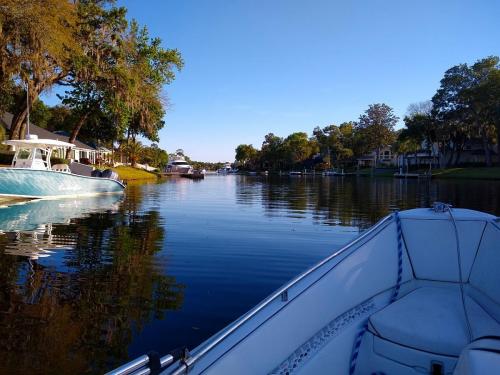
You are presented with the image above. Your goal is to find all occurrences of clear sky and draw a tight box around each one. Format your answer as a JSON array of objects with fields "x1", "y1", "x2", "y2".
[{"x1": 44, "y1": 0, "x2": 500, "y2": 162}]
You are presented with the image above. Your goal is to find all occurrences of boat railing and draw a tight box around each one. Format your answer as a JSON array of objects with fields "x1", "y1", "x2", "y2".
[{"x1": 105, "y1": 352, "x2": 174, "y2": 375}]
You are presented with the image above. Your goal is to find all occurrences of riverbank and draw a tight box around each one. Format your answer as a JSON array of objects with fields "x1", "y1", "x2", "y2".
[
  {"x1": 111, "y1": 166, "x2": 158, "y2": 181},
  {"x1": 431, "y1": 167, "x2": 500, "y2": 180}
]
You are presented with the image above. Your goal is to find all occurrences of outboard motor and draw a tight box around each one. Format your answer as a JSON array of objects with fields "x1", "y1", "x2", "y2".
[
  {"x1": 101, "y1": 169, "x2": 119, "y2": 180},
  {"x1": 91, "y1": 169, "x2": 102, "y2": 178}
]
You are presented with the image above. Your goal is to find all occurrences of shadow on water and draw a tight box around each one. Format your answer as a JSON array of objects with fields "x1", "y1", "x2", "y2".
[
  {"x1": 0, "y1": 187, "x2": 184, "y2": 375},
  {"x1": 0, "y1": 176, "x2": 497, "y2": 374}
]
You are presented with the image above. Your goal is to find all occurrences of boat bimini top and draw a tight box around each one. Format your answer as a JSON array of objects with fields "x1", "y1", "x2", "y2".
[{"x1": 3, "y1": 137, "x2": 74, "y2": 171}]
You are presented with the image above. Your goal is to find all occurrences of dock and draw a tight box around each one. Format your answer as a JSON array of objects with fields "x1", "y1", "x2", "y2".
[
  {"x1": 181, "y1": 172, "x2": 204, "y2": 180},
  {"x1": 161, "y1": 171, "x2": 205, "y2": 180},
  {"x1": 394, "y1": 172, "x2": 431, "y2": 179}
]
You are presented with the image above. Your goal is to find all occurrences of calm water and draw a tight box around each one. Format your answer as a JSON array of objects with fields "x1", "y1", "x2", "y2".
[{"x1": 0, "y1": 175, "x2": 498, "y2": 374}]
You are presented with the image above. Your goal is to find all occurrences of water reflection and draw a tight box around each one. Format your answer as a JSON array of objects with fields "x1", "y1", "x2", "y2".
[
  {"x1": 238, "y1": 176, "x2": 500, "y2": 228},
  {"x1": 0, "y1": 192, "x2": 184, "y2": 374}
]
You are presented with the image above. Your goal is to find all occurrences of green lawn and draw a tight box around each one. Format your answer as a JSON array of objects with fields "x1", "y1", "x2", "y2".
[
  {"x1": 111, "y1": 166, "x2": 158, "y2": 180},
  {"x1": 432, "y1": 167, "x2": 500, "y2": 180}
]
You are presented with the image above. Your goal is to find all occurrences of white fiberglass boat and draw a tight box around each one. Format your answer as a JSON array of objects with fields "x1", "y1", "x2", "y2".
[
  {"x1": 166, "y1": 151, "x2": 193, "y2": 174},
  {"x1": 109, "y1": 203, "x2": 500, "y2": 375},
  {"x1": 0, "y1": 137, "x2": 124, "y2": 198},
  {"x1": 217, "y1": 162, "x2": 233, "y2": 174}
]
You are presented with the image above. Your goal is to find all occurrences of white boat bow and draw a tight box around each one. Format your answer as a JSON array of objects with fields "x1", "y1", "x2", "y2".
[{"x1": 109, "y1": 204, "x2": 500, "y2": 375}]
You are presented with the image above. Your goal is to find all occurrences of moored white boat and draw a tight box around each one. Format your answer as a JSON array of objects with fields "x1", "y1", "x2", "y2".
[
  {"x1": 0, "y1": 138, "x2": 124, "y2": 198},
  {"x1": 109, "y1": 203, "x2": 500, "y2": 375},
  {"x1": 166, "y1": 151, "x2": 193, "y2": 174}
]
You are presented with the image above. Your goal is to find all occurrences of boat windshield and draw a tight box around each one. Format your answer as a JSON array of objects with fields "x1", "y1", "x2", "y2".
[{"x1": 16, "y1": 148, "x2": 32, "y2": 160}]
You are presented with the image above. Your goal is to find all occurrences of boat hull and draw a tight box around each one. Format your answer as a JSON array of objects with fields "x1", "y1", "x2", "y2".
[{"x1": 0, "y1": 168, "x2": 124, "y2": 198}]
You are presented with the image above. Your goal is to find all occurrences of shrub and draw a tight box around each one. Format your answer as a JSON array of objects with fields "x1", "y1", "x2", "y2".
[{"x1": 50, "y1": 157, "x2": 70, "y2": 165}]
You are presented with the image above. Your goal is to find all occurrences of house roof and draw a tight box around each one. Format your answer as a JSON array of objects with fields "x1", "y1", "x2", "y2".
[
  {"x1": 0, "y1": 112, "x2": 96, "y2": 151},
  {"x1": 3, "y1": 138, "x2": 75, "y2": 149}
]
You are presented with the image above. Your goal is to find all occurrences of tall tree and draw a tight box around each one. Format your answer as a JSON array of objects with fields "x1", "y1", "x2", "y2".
[
  {"x1": 460, "y1": 57, "x2": 499, "y2": 166},
  {"x1": 283, "y1": 132, "x2": 318, "y2": 167},
  {"x1": 356, "y1": 103, "x2": 398, "y2": 165},
  {"x1": 260, "y1": 133, "x2": 284, "y2": 170},
  {"x1": 111, "y1": 21, "x2": 183, "y2": 143},
  {"x1": 0, "y1": 0, "x2": 79, "y2": 139},
  {"x1": 235, "y1": 144, "x2": 258, "y2": 169},
  {"x1": 313, "y1": 123, "x2": 355, "y2": 167},
  {"x1": 432, "y1": 57, "x2": 499, "y2": 166}
]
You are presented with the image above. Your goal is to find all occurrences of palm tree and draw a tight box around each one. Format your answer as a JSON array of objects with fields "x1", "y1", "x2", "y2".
[{"x1": 124, "y1": 140, "x2": 143, "y2": 167}]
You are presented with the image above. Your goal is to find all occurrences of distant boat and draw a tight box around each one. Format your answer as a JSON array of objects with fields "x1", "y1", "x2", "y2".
[
  {"x1": 0, "y1": 137, "x2": 124, "y2": 199},
  {"x1": 289, "y1": 171, "x2": 302, "y2": 176},
  {"x1": 111, "y1": 204, "x2": 500, "y2": 375},
  {"x1": 166, "y1": 151, "x2": 193, "y2": 174},
  {"x1": 217, "y1": 162, "x2": 233, "y2": 174}
]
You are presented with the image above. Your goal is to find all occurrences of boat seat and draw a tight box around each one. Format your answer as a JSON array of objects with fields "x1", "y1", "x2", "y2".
[
  {"x1": 454, "y1": 337, "x2": 500, "y2": 374},
  {"x1": 368, "y1": 286, "x2": 500, "y2": 357}
]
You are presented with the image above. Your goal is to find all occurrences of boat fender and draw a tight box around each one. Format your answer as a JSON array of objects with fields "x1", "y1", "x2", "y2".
[{"x1": 147, "y1": 351, "x2": 161, "y2": 375}]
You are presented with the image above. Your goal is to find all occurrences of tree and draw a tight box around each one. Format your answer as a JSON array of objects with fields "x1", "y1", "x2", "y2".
[
  {"x1": 472, "y1": 69, "x2": 500, "y2": 166},
  {"x1": 0, "y1": 0, "x2": 79, "y2": 139},
  {"x1": 260, "y1": 133, "x2": 285, "y2": 170},
  {"x1": 123, "y1": 140, "x2": 143, "y2": 167},
  {"x1": 30, "y1": 100, "x2": 52, "y2": 129},
  {"x1": 140, "y1": 144, "x2": 168, "y2": 169},
  {"x1": 432, "y1": 56, "x2": 499, "y2": 166},
  {"x1": 59, "y1": 4, "x2": 182, "y2": 149},
  {"x1": 356, "y1": 103, "x2": 398, "y2": 165},
  {"x1": 313, "y1": 123, "x2": 355, "y2": 167},
  {"x1": 235, "y1": 144, "x2": 258, "y2": 169},
  {"x1": 283, "y1": 132, "x2": 318, "y2": 167},
  {"x1": 460, "y1": 57, "x2": 499, "y2": 166},
  {"x1": 111, "y1": 21, "x2": 183, "y2": 143},
  {"x1": 407, "y1": 101, "x2": 433, "y2": 118}
]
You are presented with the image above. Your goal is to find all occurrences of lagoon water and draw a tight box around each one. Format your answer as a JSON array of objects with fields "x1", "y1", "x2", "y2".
[{"x1": 0, "y1": 175, "x2": 498, "y2": 374}]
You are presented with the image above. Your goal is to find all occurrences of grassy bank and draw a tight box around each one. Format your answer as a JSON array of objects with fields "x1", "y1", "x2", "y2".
[
  {"x1": 432, "y1": 167, "x2": 500, "y2": 180},
  {"x1": 355, "y1": 168, "x2": 396, "y2": 177},
  {"x1": 111, "y1": 166, "x2": 158, "y2": 180}
]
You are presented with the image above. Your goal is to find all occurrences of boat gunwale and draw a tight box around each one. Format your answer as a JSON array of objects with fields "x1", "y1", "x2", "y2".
[
  {"x1": 0, "y1": 167, "x2": 126, "y2": 190},
  {"x1": 168, "y1": 213, "x2": 396, "y2": 374}
]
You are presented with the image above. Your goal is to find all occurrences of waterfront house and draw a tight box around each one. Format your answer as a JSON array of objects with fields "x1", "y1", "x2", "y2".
[
  {"x1": 357, "y1": 146, "x2": 397, "y2": 167},
  {"x1": 0, "y1": 112, "x2": 104, "y2": 164}
]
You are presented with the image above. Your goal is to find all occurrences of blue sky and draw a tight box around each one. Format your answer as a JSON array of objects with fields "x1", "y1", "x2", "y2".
[{"x1": 43, "y1": 0, "x2": 500, "y2": 162}]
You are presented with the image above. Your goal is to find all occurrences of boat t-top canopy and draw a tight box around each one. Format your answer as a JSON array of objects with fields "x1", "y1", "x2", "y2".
[{"x1": 3, "y1": 138, "x2": 75, "y2": 149}]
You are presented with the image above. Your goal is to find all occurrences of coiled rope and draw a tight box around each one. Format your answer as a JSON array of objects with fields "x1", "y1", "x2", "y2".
[{"x1": 349, "y1": 212, "x2": 403, "y2": 375}]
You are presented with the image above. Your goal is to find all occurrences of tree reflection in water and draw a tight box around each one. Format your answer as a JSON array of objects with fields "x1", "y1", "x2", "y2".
[
  {"x1": 0, "y1": 190, "x2": 184, "y2": 375},
  {"x1": 238, "y1": 176, "x2": 500, "y2": 229}
]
